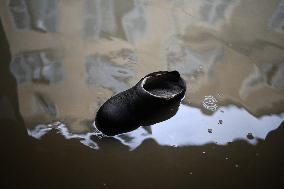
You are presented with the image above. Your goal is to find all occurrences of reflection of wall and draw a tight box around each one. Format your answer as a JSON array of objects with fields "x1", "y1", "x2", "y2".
[
  {"x1": 0, "y1": 0, "x2": 284, "y2": 132},
  {"x1": 9, "y1": 0, "x2": 58, "y2": 32},
  {"x1": 84, "y1": 0, "x2": 147, "y2": 43},
  {"x1": 85, "y1": 54, "x2": 134, "y2": 93},
  {"x1": 10, "y1": 50, "x2": 64, "y2": 84},
  {"x1": 269, "y1": 0, "x2": 284, "y2": 33}
]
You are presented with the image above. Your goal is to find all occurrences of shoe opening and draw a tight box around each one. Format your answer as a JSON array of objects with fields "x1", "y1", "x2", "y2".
[{"x1": 141, "y1": 72, "x2": 184, "y2": 99}]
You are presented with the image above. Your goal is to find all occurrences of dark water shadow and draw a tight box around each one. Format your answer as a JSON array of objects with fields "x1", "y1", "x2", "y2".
[
  {"x1": 27, "y1": 121, "x2": 284, "y2": 189},
  {"x1": 0, "y1": 18, "x2": 33, "y2": 188}
]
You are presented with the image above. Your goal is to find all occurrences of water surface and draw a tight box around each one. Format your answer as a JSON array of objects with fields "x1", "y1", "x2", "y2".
[{"x1": 1, "y1": 0, "x2": 284, "y2": 188}]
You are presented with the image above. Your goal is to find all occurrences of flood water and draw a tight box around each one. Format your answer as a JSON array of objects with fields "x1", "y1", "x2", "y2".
[
  {"x1": 1, "y1": 0, "x2": 284, "y2": 188},
  {"x1": 28, "y1": 104, "x2": 284, "y2": 151}
]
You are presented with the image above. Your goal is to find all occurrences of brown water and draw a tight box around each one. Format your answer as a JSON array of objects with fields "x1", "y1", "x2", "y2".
[{"x1": 1, "y1": 0, "x2": 284, "y2": 188}]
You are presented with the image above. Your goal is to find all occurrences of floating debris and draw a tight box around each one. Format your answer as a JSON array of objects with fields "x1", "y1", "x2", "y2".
[
  {"x1": 208, "y1": 128, "x2": 212, "y2": 133},
  {"x1": 218, "y1": 120, "x2": 223, "y2": 124},
  {"x1": 202, "y1": 95, "x2": 218, "y2": 111}
]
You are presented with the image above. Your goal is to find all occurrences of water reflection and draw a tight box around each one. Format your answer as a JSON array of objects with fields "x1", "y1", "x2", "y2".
[
  {"x1": 150, "y1": 105, "x2": 284, "y2": 146},
  {"x1": 28, "y1": 104, "x2": 284, "y2": 150}
]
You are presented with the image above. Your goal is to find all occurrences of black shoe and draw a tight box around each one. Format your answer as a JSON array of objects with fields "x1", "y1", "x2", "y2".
[{"x1": 95, "y1": 70, "x2": 186, "y2": 136}]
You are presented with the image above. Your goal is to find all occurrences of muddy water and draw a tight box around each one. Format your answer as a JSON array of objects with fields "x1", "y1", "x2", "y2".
[
  {"x1": 1, "y1": 0, "x2": 284, "y2": 188},
  {"x1": 28, "y1": 104, "x2": 284, "y2": 150}
]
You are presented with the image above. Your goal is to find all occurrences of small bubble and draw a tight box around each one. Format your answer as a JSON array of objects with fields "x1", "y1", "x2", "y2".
[
  {"x1": 202, "y1": 151, "x2": 206, "y2": 154},
  {"x1": 235, "y1": 164, "x2": 239, "y2": 168},
  {"x1": 189, "y1": 172, "x2": 193, "y2": 175},
  {"x1": 247, "y1": 133, "x2": 254, "y2": 140},
  {"x1": 256, "y1": 153, "x2": 260, "y2": 156},
  {"x1": 202, "y1": 95, "x2": 218, "y2": 111},
  {"x1": 225, "y1": 157, "x2": 229, "y2": 160}
]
